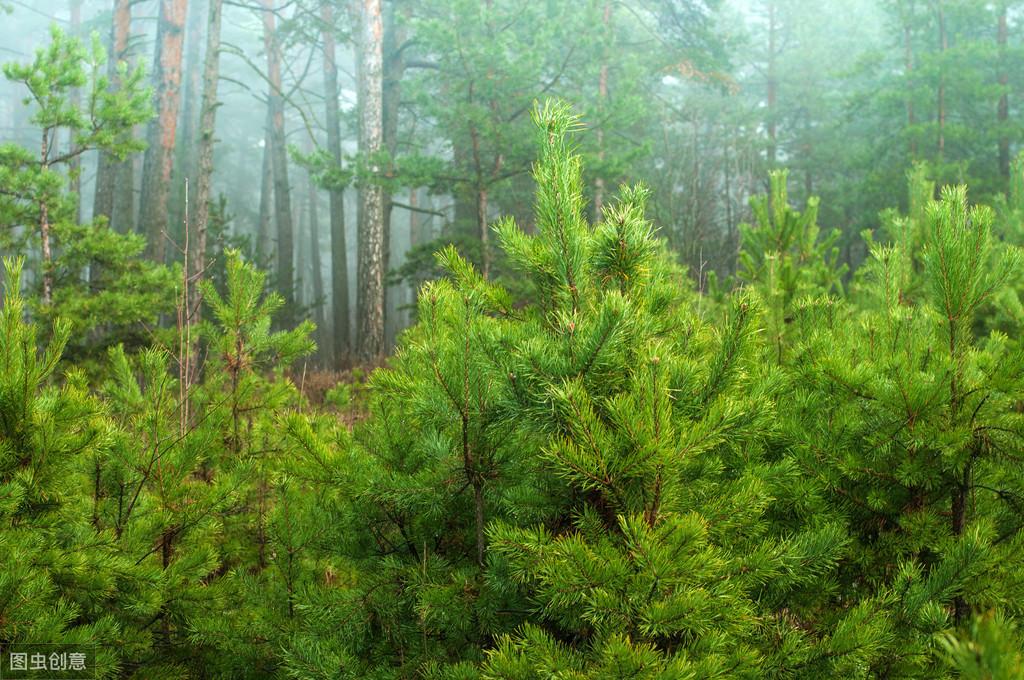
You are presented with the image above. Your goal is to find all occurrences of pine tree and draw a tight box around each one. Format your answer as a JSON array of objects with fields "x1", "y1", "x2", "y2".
[
  {"x1": 786, "y1": 185, "x2": 1024, "y2": 675},
  {"x1": 177, "y1": 250, "x2": 318, "y2": 676},
  {"x1": 0, "y1": 258, "x2": 121, "y2": 676},
  {"x1": 0, "y1": 26, "x2": 173, "y2": 361},
  {"x1": 280, "y1": 101, "x2": 864, "y2": 678},
  {"x1": 735, "y1": 169, "x2": 847, "y2": 363}
]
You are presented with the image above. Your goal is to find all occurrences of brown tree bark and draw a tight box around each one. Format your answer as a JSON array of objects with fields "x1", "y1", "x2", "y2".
[
  {"x1": 94, "y1": 0, "x2": 133, "y2": 231},
  {"x1": 262, "y1": 0, "x2": 295, "y2": 326},
  {"x1": 322, "y1": 3, "x2": 351, "y2": 367},
  {"x1": 594, "y1": 1, "x2": 611, "y2": 217},
  {"x1": 308, "y1": 173, "x2": 326, "y2": 341},
  {"x1": 382, "y1": 0, "x2": 406, "y2": 350},
  {"x1": 936, "y1": 0, "x2": 947, "y2": 160},
  {"x1": 766, "y1": 0, "x2": 778, "y2": 166},
  {"x1": 256, "y1": 107, "x2": 274, "y2": 269},
  {"x1": 356, "y1": 0, "x2": 386, "y2": 361},
  {"x1": 40, "y1": 128, "x2": 53, "y2": 304},
  {"x1": 189, "y1": 0, "x2": 223, "y2": 331},
  {"x1": 998, "y1": 1, "x2": 1010, "y2": 179},
  {"x1": 140, "y1": 0, "x2": 188, "y2": 262},
  {"x1": 903, "y1": 1, "x2": 918, "y2": 158},
  {"x1": 180, "y1": 0, "x2": 207, "y2": 183},
  {"x1": 68, "y1": 0, "x2": 82, "y2": 223}
]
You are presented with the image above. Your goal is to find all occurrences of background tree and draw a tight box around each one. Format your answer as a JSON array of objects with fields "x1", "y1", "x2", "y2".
[{"x1": 139, "y1": 0, "x2": 187, "y2": 262}]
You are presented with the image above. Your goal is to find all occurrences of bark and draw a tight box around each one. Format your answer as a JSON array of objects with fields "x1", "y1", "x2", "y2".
[
  {"x1": 903, "y1": 1, "x2": 917, "y2": 157},
  {"x1": 593, "y1": 1, "x2": 611, "y2": 217},
  {"x1": 951, "y1": 455, "x2": 973, "y2": 623},
  {"x1": 256, "y1": 107, "x2": 274, "y2": 269},
  {"x1": 998, "y1": 2, "x2": 1010, "y2": 179},
  {"x1": 40, "y1": 128, "x2": 53, "y2": 305},
  {"x1": 190, "y1": 0, "x2": 223, "y2": 331},
  {"x1": 68, "y1": 0, "x2": 82, "y2": 223},
  {"x1": 382, "y1": 0, "x2": 406, "y2": 350},
  {"x1": 322, "y1": 3, "x2": 351, "y2": 367},
  {"x1": 262, "y1": 0, "x2": 295, "y2": 326},
  {"x1": 94, "y1": 0, "x2": 132, "y2": 230},
  {"x1": 468, "y1": 101, "x2": 499, "y2": 278},
  {"x1": 936, "y1": 0, "x2": 946, "y2": 160},
  {"x1": 140, "y1": 0, "x2": 188, "y2": 262},
  {"x1": 180, "y1": 0, "x2": 207, "y2": 183},
  {"x1": 766, "y1": 0, "x2": 778, "y2": 166},
  {"x1": 406, "y1": 187, "x2": 419, "y2": 327},
  {"x1": 356, "y1": 0, "x2": 386, "y2": 361},
  {"x1": 477, "y1": 186, "x2": 489, "y2": 276},
  {"x1": 308, "y1": 174, "x2": 326, "y2": 341}
]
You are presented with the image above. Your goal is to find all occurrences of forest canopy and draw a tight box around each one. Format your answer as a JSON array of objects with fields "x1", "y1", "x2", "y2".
[{"x1": 0, "y1": 0, "x2": 1023, "y2": 678}]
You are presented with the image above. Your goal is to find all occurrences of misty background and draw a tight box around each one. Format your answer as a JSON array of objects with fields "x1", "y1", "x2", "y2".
[{"x1": 0, "y1": 0, "x2": 1016, "y2": 365}]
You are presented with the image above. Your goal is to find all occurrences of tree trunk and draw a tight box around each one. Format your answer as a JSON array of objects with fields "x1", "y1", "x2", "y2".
[
  {"x1": 382, "y1": 0, "x2": 405, "y2": 350},
  {"x1": 140, "y1": 0, "x2": 188, "y2": 262},
  {"x1": 356, "y1": 0, "x2": 385, "y2": 362},
  {"x1": 903, "y1": 1, "x2": 917, "y2": 157},
  {"x1": 477, "y1": 187, "x2": 489, "y2": 277},
  {"x1": 998, "y1": 1, "x2": 1010, "y2": 179},
  {"x1": 594, "y1": 1, "x2": 611, "y2": 217},
  {"x1": 94, "y1": 0, "x2": 133, "y2": 231},
  {"x1": 262, "y1": 0, "x2": 295, "y2": 327},
  {"x1": 68, "y1": 0, "x2": 82, "y2": 223},
  {"x1": 190, "y1": 0, "x2": 223, "y2": 332},
  {"x1": 936, "y1": 0, "x2": 946, "y2": 160},
  {"x1": 308, "y1": 174, "x2": 326, "y2": 346},
  {"x1": 406, "y1": 186, "x2": 419, "y2": 327},
  {"x1": 766, "y1": 0, "x2": 778, "y2": 166},
  {"x1": 322, "y1": 3, "x2": 351, "y2": 367},
  {"x1": 40, "y1": 128, "x2": 53, "y2": 305},
  {"x1": 256, "y1": 107, "x2": 274, "y2": 270},
  {"x1": 180, "y1": 0, "x2": 207, "y2": 183}
]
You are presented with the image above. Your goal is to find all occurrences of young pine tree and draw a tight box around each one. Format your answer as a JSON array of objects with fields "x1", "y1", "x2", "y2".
[
  {"x1": 283, "y1": 102, "x2": 866, "y2": 679},
  {"x1": 735, "y1": 169, "x2": 847, "y2": 364},
  {"x1": 0, "y1": 26, "x2": 173, "y2": 362},
  {"x1": 787, "y1": 186, "x2": 1024, "y2": 676},
  {"x1": 0, "y1": 258, "x2": 122, "y2": 676},
  {"x1": 181, "y1": 250, "x2": 319, "y2": 677}
]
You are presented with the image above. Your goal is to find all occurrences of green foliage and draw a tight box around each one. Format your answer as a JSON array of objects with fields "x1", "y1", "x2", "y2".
[
  {"x1": 0, "y1": 258, "x2": 121, "y2": 675},
  {"x1": 784, "y1": 183, "x2": 1024, "y2": 676},
  {"x1": 1, "y1": 82, "x2": 1023, "y2": 678},
  {"x1": 940, "y1": 611, "x2": 1024, "y2": 679},
  {"x1": 735, "y1": 170, "x2": 847, "y2": 362},
  {"x1": 0, "y1": 26, "x2": 172, "y2": 362}
]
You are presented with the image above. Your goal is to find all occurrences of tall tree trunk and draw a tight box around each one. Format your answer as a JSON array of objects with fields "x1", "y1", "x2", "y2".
[
  {"x1": 936, "y1": 0, "x2": 946, "y2": 161},
  {"x1": 93, "y1": 0, "x2": 132, "y2": 231},
  {"x1": 189, "y1": 0, "x2": 223, "y2": 332},
  {"x1": 322, "y1": 3, "x2": 351, "y2": 367},
  {"x1": 40, "y1": 128, "x2": 53, "y2": 304},
  {"x1": 262, "y1": 0, "x2": 295, "y2": 327},
  {"x1": 68, "y1": 0, "x2": 82, "y2": 223},
  {"x1": 903, "y1": 1, "x2": 917, "y2": 158},
  {"x1": 406, "y1": 186, "x2": 419, "y2": 328},
  {"x1": 180, "y1": 0, "x2": 207, "y2": 183},
  {"x1": 94, "y1": 0, "x2": 133, "y2": 231},
  {"x1": 308, "y1": 174, "x2": 326, "y2": 347},
  {"x1": 998, "y1": 1, "x2": 1010, "y2": 179},
  {"x1": 766, "y1": 0, "x2": 778, "y2": 166},
  {"x1": 356, "y1": 0, "x2": 385, "y2": 361},
  {"x1": 256, "y1": 107, "x2": 274, "y2": 269},
  {"x1": 140, "y1": 0, "x2": 188, "y2": 262},
  {"x1": 382, "y1": 0, "x2": 405, "y2": 350},
  {"x1": 594, "y1": 1, "x2": 611, "y2": 217}
]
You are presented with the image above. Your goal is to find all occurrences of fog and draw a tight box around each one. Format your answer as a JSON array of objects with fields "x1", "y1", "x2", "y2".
[{"x1": 0, "y1": 0, "x2": 1015, "y2": 364}]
